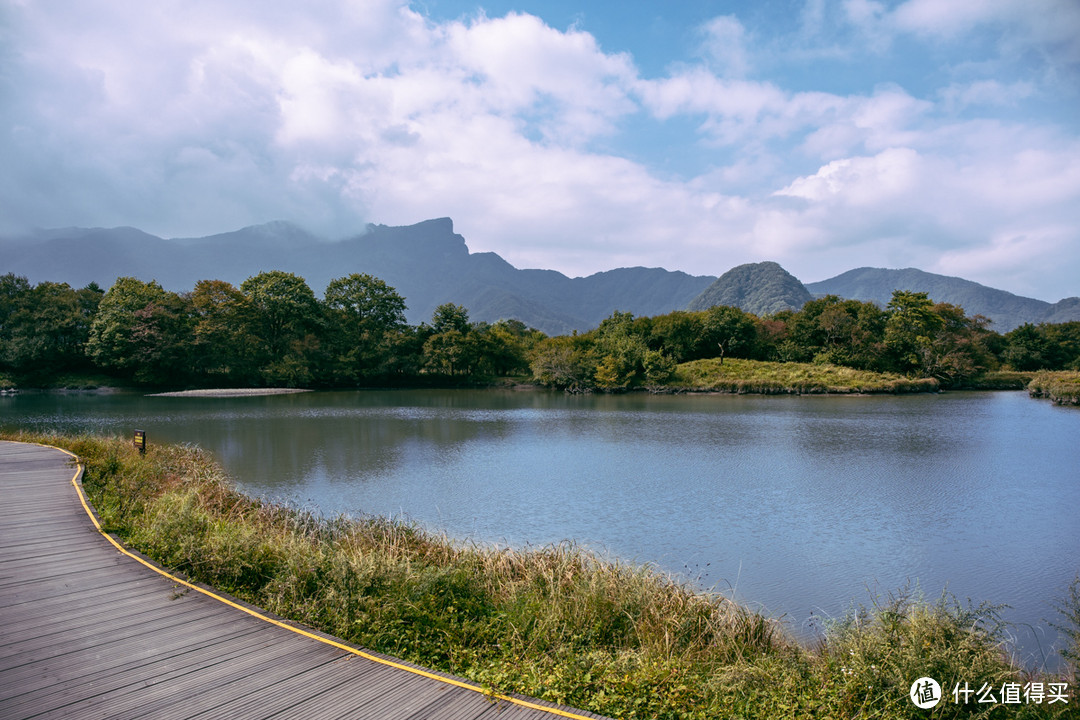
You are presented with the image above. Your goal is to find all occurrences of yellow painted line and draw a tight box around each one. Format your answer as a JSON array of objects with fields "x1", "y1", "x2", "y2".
[{"x1": 44, "y1": 443, "x2": 602, "y2": 720}]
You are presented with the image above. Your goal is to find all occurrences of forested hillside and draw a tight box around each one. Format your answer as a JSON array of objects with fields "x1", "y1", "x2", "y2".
[{"x1": 3, "y1": 271, "x2": 1078, "y2": 393}]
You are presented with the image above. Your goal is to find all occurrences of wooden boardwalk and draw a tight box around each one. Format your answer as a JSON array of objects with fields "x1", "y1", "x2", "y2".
[{"x1": 0, "y1": 441, "x2": 609, "y2": 720}]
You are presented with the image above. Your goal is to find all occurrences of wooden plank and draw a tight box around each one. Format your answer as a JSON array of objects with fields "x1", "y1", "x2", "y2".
[{"x1": 0, "y1": 442, "x2": 609, "y2": 720}]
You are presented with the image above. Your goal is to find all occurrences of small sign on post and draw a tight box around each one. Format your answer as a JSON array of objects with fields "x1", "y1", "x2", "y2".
[{"x1": 133, "y1": 429, "x2": 146, "y2": 455}]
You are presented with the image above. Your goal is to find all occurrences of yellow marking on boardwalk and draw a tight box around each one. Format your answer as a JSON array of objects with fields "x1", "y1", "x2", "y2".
[{"x1": 54, "y1": 444, "x2": 602, "y2": 720}]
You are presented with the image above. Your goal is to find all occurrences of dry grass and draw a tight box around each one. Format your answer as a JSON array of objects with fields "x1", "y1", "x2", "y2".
[
  {"x1": 1029, "y1": 371, "x2": 1080, "y2": 406},
  {"x1": 669, "y1": 358, "x2": 940, "y2": 394}
]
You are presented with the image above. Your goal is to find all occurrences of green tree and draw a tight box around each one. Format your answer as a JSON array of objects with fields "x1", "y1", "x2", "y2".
[
  {"x1": 648, "y1": 311, "x2": 704, "y2": 362},
  {"x1": 1002, "y1": 323, "x2": 1048, "y2": 370},
  {"x1": 884, "y1": 291, "x2": 943, "y2": 375},
  {"x1": 530, "y1": 334, "x2": 597, "y2": 391},
  {"x1": 700, "y1": 305, "x2": 757, "y2": 365},
  {"x1": 642, "y1": 348, "x2": 676, "y2": 385},
  {"x1": 1041, "y1": 321, "x2": 1080, "y2": 370},
  {"x1": 592, "y1": 311, "x2": 649, "y2": 389},
  {"x1": 239, "y1": 271, "x2": 322, "y2": 385},
  {"x1": 430, "y1": 303, "x2": 471, "y2": 334},
  {"x1": 323, "y1": 274, "x2": 408, "y2": 382},
  {"x1": 188, "y1": 279, "x2": 256, "y2": 383},
  {"x1": 3, "y1": 282, "x2": 100, "y2": 378},
  {"x1": 87, "y1": 277, "x2": 191, "y2": 384},
  {"x1": 883, "y1": 291, "x2": 995, "y2": 382},
  {"x1": 422, "y1": 304, "x2": 479, "y2": 377},
  {"x1": 804, "y1": 296, "x2": 887, "y2": 369}
]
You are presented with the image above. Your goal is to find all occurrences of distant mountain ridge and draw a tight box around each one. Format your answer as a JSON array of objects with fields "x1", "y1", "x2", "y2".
[
  {"x1": 2, "y1": 219, "x2": 1076, "y2": 334},
  {"x1": 0, "y1": 219, "x2": 714, "y2": 335},
  {"x1": 805, "y1": 267, "x2": 1078, "y2": 332}
]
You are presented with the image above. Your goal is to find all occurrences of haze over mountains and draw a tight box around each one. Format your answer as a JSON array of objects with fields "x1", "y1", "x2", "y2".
[{"x1": 2, "y1": 218, "x2": 1077, "y2": 334}]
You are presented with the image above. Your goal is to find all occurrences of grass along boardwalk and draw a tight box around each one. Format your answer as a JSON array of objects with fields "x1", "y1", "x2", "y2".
[{"x1": 0, "y1": 441, "x2": 609, "y2": 720}]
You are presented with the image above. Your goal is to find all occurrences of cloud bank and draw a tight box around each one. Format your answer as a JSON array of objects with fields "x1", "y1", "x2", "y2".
[{"x1": 1, "y1": 0, "x2": 1078, "y2": 301}]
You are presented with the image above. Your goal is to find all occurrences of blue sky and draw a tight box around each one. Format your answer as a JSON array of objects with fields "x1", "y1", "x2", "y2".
[{"x1": 2, "y1": 0, "x2": 1079, "y2": 302}]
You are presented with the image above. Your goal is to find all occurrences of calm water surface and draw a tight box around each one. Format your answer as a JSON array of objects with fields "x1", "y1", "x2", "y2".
[{"x1": 3, "y1": 389, "x2": 1078, "y2": 666}]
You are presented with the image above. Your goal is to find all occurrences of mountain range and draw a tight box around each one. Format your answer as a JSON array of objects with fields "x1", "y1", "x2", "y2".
[{"x1": 2, "y1": 218, "x2": 1076, "y2": 334}]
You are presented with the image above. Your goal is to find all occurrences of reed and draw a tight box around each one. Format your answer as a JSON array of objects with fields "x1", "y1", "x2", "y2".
[
  {"x1": 1029, "y1": 371, "x2": 1080, "y2": 406},
  {"x1": 669, "y1": 358, "x2": 940, "y2": 394}
]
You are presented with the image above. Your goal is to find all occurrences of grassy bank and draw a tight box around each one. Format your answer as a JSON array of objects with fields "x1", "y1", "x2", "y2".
[
  {"x1": 1029, "y1": 371, "x2": 1080, "y2": 406},
  {"x1": 5, "y1": 431, "x2": 1076, "y2": 719},
  {"x1": 665, "y1": 358, "x2": 941, "y2": 395}
]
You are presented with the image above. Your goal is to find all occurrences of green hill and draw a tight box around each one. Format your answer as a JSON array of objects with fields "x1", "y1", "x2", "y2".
[{"x1": 686, "y1": 261, "x2": 813, "y2": 315}]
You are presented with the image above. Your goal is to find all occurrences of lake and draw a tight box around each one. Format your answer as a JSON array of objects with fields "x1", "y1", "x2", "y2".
[{"x1": 3, "y1": 388, "x2": 1078, "y2": 668}]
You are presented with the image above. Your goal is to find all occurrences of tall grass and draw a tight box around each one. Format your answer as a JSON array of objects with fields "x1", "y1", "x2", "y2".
[
  {"x1": 5, "y1": 430, "x2": 1076, "y2": 719},
  {"x1": 1029, "y1": 372, "x2": 1080, "y2": 406},
  {"x1": 669, "y1": 358, "x2": 940, "y2": 394}
]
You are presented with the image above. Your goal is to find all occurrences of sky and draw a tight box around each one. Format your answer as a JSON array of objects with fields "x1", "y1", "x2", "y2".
[{"x1": 2, "y1": 0, "x2": 1079, "y2": 301}]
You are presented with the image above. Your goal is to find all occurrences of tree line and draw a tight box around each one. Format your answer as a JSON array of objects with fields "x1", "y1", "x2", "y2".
[{"x1": 2, "y1": 271, "x2": 1078, "y2": 390}]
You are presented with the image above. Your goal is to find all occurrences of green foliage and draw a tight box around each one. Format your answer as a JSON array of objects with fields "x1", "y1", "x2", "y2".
[
  {"x1": 188, "y1": 279, "x2": 257, "y2": 384},
  {"x1": 8, "y1": 268, "x2": 1080, "y2": 393},
  {"x1": 0, "y1": 277, "x2": 101, "y2": 379},
  {"x1": 86, "y1": 277, "x2": 191, "y2": 384},
  {"x1": 884, "y1": 291, "x2": 943, "y2": 373},
  {"x1": 647, "y1": 310, "x2": 704, "y2": 362},
  {"x1": 700, "y1": 304, "x2": 758, "y2": 363},
  {"x1": 1006, "y1": 323, "x2": 1080, "y2": 371},
  {"x1": 323, "y1": 273, "x2": 408, "y2": 383},
  {"x1": 430, "y1": 302, "x2": 471, "y2": 334},
  {"x1": 821, "y1": 587, "x2": 1034, "y2": 720},
  {"x1": 530, "y1": 335, "x2": 597, "y2": 391},
  {"x1": 239, "y1": 271, "x2": 322, "y2": 385}
]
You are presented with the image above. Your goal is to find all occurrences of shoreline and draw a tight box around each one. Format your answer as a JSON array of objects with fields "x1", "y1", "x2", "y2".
[{"x1": 146, "y1": 388, "x2": 314, "y2": 398}]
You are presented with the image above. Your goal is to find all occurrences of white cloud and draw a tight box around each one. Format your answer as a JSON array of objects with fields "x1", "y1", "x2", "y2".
[
  {"x1": 938, "y1": 79, "x2": 1035, "y2": 112},
  {"x1": 1, "y1": 0, "x2": 1077, "y2": 301},
  {"x1": 776, "y1": 147, "x2": 922, "y2": 204},
  {"x1": 699, "y1": 16, "x2": 751, "y2": 78}
]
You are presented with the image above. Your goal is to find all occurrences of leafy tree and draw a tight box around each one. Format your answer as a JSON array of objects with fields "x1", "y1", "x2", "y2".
[
  {"x1": 1002, "y1": 323, "x2": 1049, "y2": 370},
  {"x1": 324, "y1": 274, "x2": 408, "y2": 382},
  {"x1": 87, "y1": 277, "x2": 191, "y2": 384},
  {"x1": 0, "y1": 274, "x2": 32, "y2": 372},
  {"x1": 530, "y1": 334, "x2": 597, "y2": 391},
  {"x1": 648, "y1": 311, "x2": 704, "y2": 362},
  {"x1": 801, "y1": 296, "x2": 887, "y2": 369},
  {"x1": 422, "y1": 329, "x2": 472, "y2": 376},
  {"x1": 188, "y1": 279, "x2": 256, "y2": 383},
  {"x1": 918, "y1": 303, "x2": 996, "y2": 383},
  {"x1": 472, "y1": 320, "x2": 542, "y2": 377},
  {"x1": 1041, "y1": 321, "x2": 1080, "y2": 370},
  {"x1": 3, "y1": 282, "x2": 99, "y2": 377},
  {"x1": 884, "y1": 291, "x2": 943, "y2": 374},
  {"x1": 642, "y1": 348, "x2": 676, "y2": 385},
  {"x1": 324, "y1": 274, "x2": 407, "y2": 333},
  {"x1": 593, "y1": 311, "x2": 649, "y2": 389},
  {"x1": 430, "y1": 303, "x2": 471, "y2": 334},
  {"x1": 239, "y1": 271, "x2": 322, "y2": 384},
  {"x1": 700, "y1": 305, "x2": 757, "y2": 364},
  {"x1": 422, "y1": 304, "x2": 480, "y2": 377}
]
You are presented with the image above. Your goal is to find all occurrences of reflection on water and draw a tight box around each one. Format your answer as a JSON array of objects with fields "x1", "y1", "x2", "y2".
[{"x1": 3, "y1": 388, "x2": 1079, "y2": 667}]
